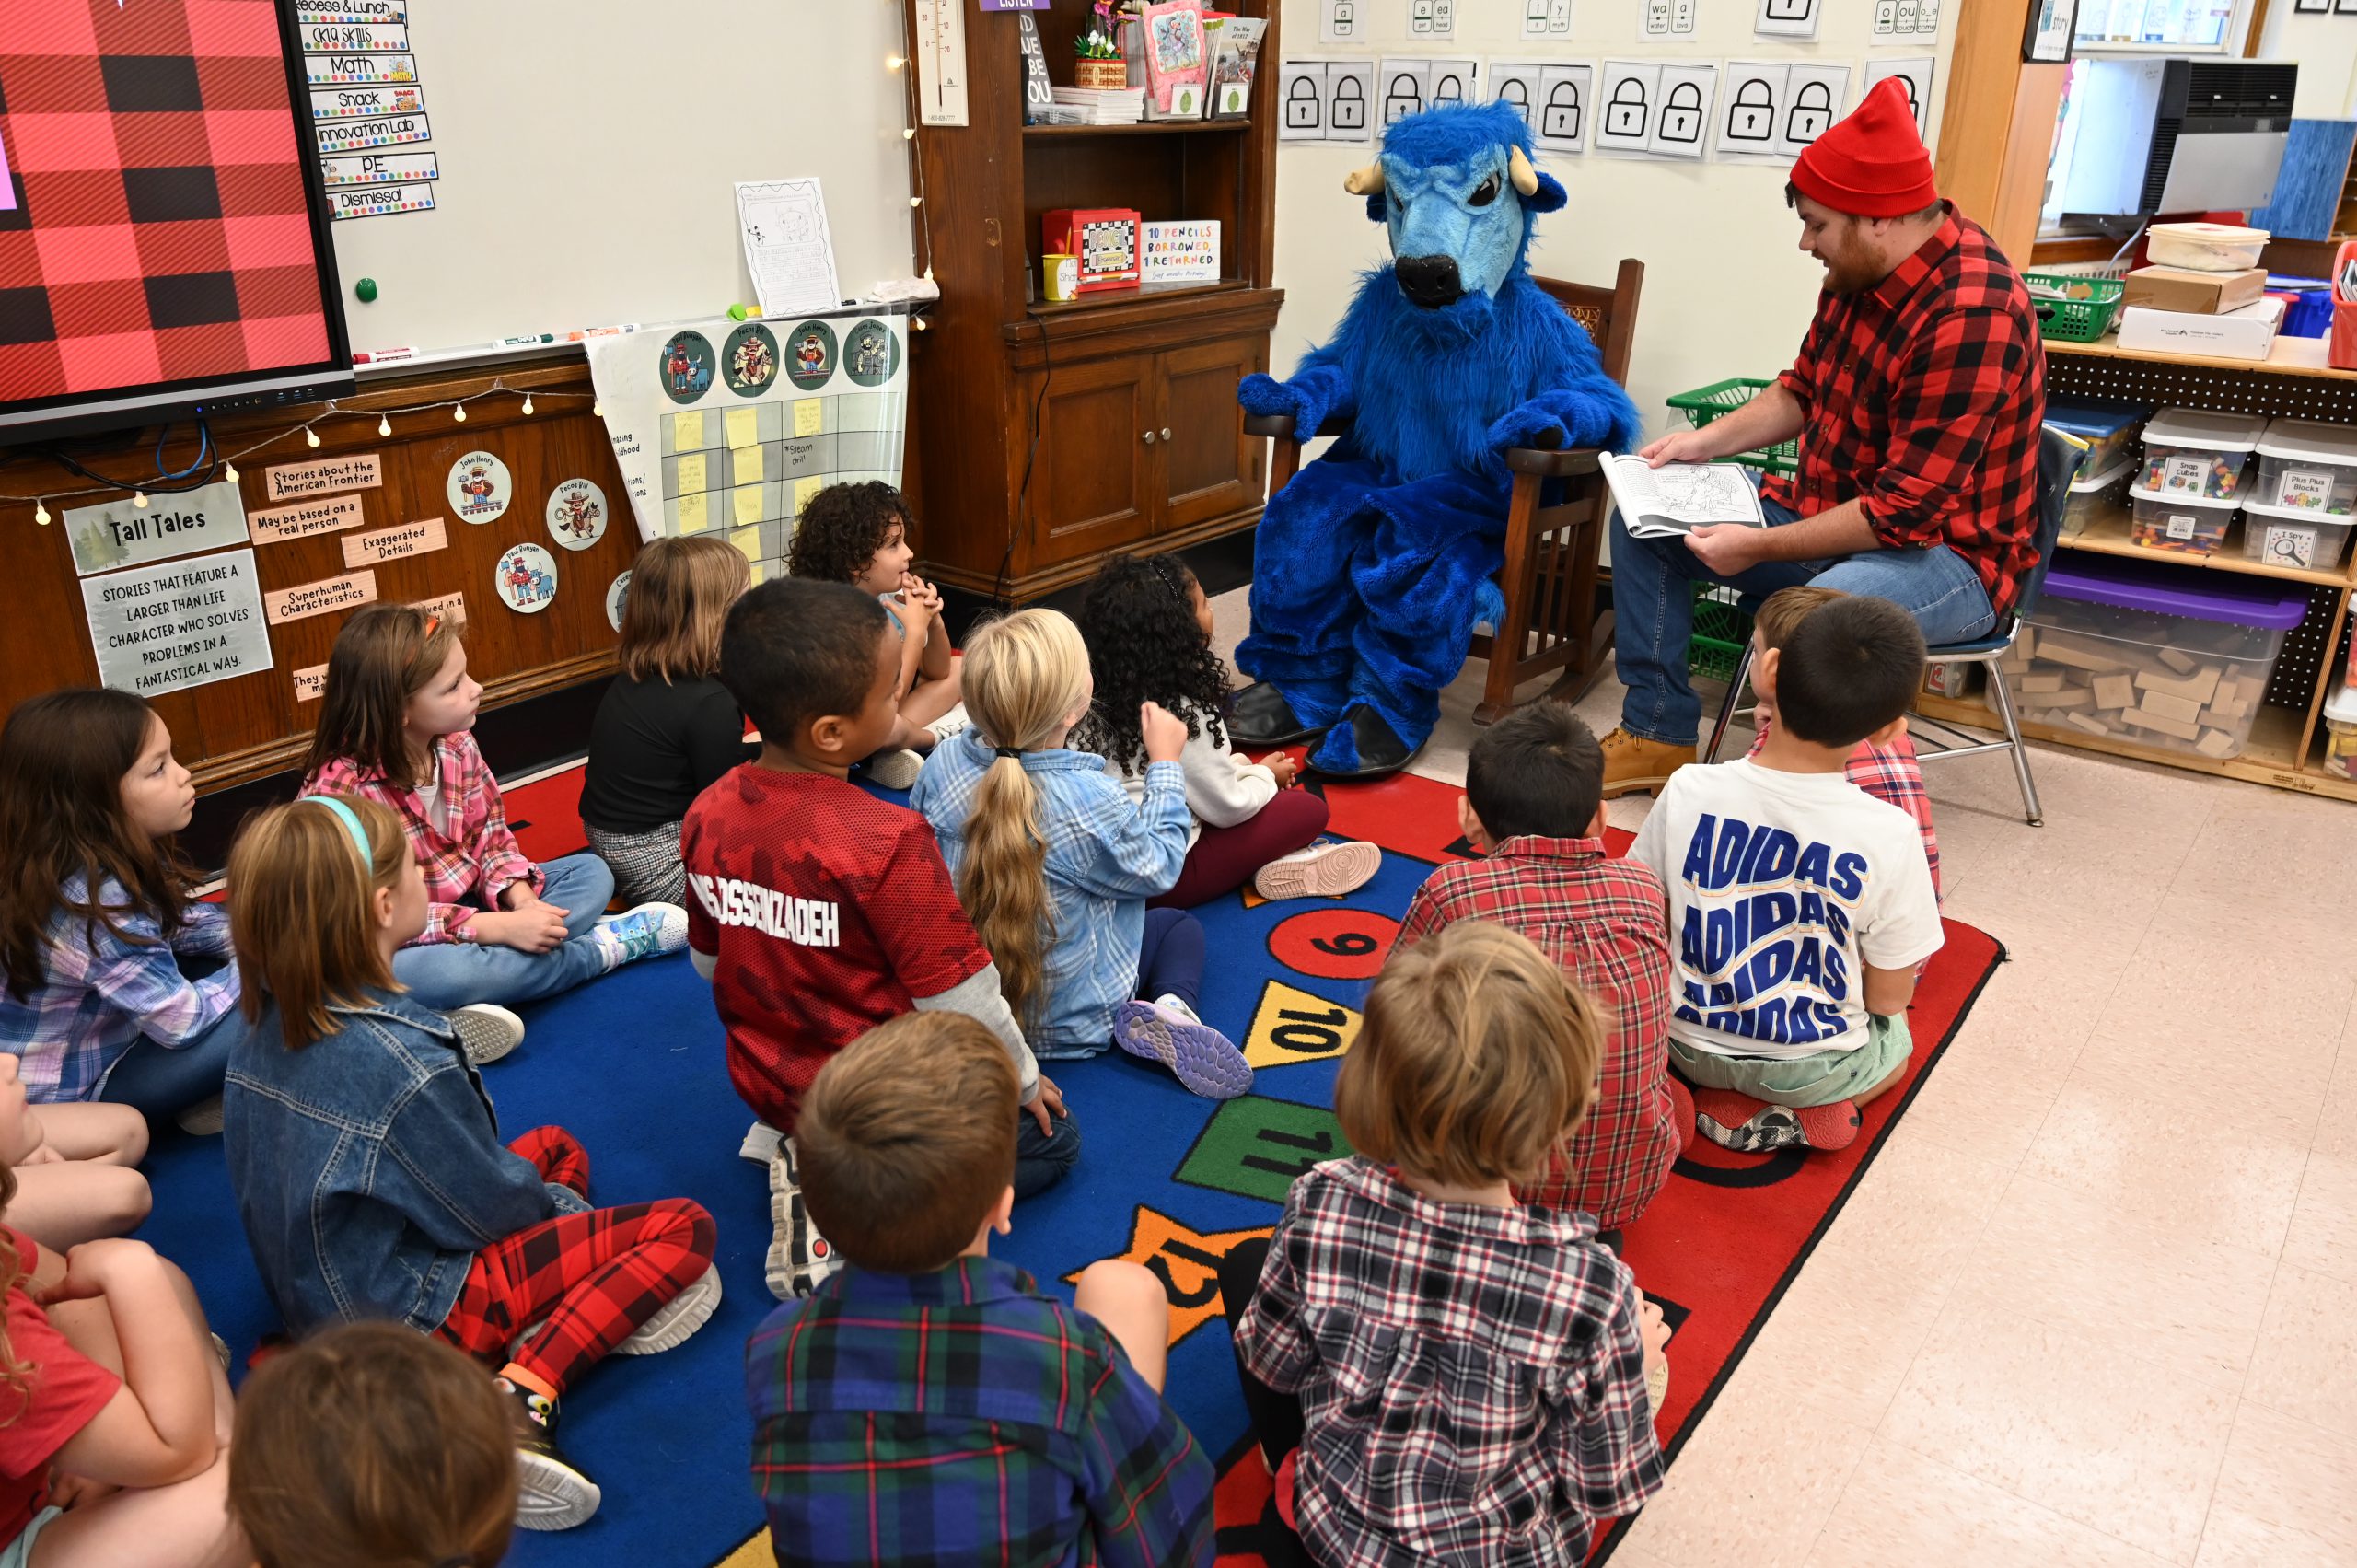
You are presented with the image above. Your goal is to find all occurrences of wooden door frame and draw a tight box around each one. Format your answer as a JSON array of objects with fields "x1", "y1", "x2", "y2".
[{"x1": 1933, "y1": 0, "x2": 2067, "y2": 261}]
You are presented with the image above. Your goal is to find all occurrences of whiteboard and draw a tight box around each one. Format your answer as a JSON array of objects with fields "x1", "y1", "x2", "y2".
[{"x1": 329, "y1": 0, "x2": 917, "y2": 355}]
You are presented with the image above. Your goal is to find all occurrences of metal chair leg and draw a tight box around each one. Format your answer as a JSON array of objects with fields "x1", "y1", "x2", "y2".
[
  {"x1": 1703, "y1": 644, "x2": 1755, "y2": 764},
  {"x1": 1983, "y1": 663, "x2": 2043, "y2": 828}
]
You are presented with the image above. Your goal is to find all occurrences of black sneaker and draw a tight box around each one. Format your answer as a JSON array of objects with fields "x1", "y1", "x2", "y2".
[{"x1": 498, "y1": 1377, "x2": 601, "y2": 1530}]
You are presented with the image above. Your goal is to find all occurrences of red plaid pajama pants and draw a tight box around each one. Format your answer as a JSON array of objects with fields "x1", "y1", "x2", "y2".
[{"x1": 435, "y1": 1126, "x2": 716, "y2": 1394}]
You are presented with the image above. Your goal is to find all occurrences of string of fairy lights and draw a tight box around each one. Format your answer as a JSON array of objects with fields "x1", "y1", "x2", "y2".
[{"x1": 0, "y1": 379, "x2": 600, "y2": 526}]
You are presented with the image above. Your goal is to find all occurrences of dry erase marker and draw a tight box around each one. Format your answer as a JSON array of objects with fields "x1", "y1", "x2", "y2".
[
  {"x1": 490, "y1": 333, "x2": 555, "y2": 349},
  {"x1": 353, "y1": 347, "x2": 418, "y2": 365}
]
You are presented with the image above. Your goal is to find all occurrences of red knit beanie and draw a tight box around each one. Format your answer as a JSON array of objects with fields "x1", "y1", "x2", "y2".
[{"x1": 1789, "y1": 77, "x2": 1937, "y2": 218}]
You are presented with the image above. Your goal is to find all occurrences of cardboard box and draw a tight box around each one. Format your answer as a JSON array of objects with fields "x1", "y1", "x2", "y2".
[
  {"x1": 2115, "y1": 296, "x2": 2286, "y2": 362},
  {"x1": 2122, "y1": 265, "x2": 2269, "y2": 317}
]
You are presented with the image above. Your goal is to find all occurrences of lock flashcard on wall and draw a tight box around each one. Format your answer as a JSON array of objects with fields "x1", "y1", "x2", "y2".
[
  {"x1": 1776, "y1": 64, "x2": 1849, "y2": 156},
  {"x1": 1755, "y1": 0, "x2": 1819, "y2": 39},
  {"x1": 1427, "y1": 57, "x2": 1477, "y2": 108},
  {"x1": 1717, "y1": 64, "x2": 1782, "y2": 155},
  {"x1": 1326, "y1": 58, "x2": 1376, "y2": 142},
  {"x1": 1489, "y1": 60, "x2": 1538, "y2": 124},
  {"x1": 1649, "y1": 64, "x2": 1716, "y2": 157},
  {"x1": 1595, "y1": 61, "x2": 1659, "y2": 155},
  {"x1": 1278, "y1": 58, "x2": 1329, "y2": 140},
  {"x1": 1378, "y1": 60, "x2": 1427, "y2": 126},
  {"x1": 1537, "y1": 63, "x2": 1594, "y2": 153},
  {"x1": 1864, "y1": 56, "x2": 1933, "y2": 137}
]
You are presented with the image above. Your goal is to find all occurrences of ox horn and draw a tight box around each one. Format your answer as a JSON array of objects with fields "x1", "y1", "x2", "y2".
[
  {"x1": 1344, "y1": 161, "x2": 1386, "y2": 196},
  {"x1": 1509, "y1": 145, "x2": 1540, "y2": 196}
]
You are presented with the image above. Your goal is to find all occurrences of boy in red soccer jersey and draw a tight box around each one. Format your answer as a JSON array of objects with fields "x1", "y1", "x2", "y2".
[{"x1": 683, "y1": 579, "x2": 1074, "y2": 1301}]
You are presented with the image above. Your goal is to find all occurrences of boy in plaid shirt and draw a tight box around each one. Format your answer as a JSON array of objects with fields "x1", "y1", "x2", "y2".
[
  {"x1": 1398, "y1": 703, "x2": 1686, "y2": 1231},
  {"x1": 1222, "y1": 923, "x2": 1668, "y2": 1567},
  {"x1": 748, "y1": 1011, "x2": 1214, "y2": 1568}
]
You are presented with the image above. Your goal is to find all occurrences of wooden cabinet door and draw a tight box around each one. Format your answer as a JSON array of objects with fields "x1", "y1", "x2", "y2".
[
  {"x1": 1155, "y1": 335, "x2": 1268, "y2": 534},
  {"x1": 1025, "y1": 352, "x2": 1156, "y2": 570}
]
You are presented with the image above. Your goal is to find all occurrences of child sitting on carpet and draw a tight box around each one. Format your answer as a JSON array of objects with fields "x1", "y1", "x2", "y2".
[
  {"x1": 1631, "y1": 595, "x2": 1944, "y2": 1155},
  {"x1": 222, "y1": 796, "x2": 722, "y2": 1533},
  {"x1": 747, "y1": 1011, "x2": 1217, "y2": 1568},
  {"x1": 0, "y1": 1051, "x2": 149, "y2": 1252},
  {"x1": 1747, "y1": 585, "x2": 1940, "y2": 899},
  {"x1": 305, "y1": 604, "x2": 686, "y2": 1041},
  {"x1": 580, "y1": 536, "x2": 758, "y2": 908},
  {"x1": 685, "y1": 578, "x2": 1071, "y2": 1303},
  {"x1": 0, "y1": 1158, "x2": 243, "y2": 1568},
  {"x1": 1221, "y1": 923, "x2": 1668, "y2": 1563},
  {"x1": 912, "y1": 609, "x2": 1252, "y2": 1100},
  {"x1": 1399, "y1": 703, "x2": 1686, "y2": 1231},
  {"x1": 1072, "y1": 554, "x2": 1377, "y2": 907},
  {"x1": 230, "y1": 1322, "x2": 517, "y2": 1568},
  {"x1": 785, "y1": 482, "x2": 963, "y2": 791},
  {"x1": 0, "y1": 689, "x2": 246, "y2": 1133}
]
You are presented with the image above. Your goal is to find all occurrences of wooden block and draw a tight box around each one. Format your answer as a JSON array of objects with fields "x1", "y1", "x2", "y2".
[
  {"x1": 2067, "y1": 711, "x2": 2114, "y2": 736},
  {"x1": 2094, "y1": 673, "x2": 2137, "y2": 710},
  {"x1": 2158, "y1": 646, "x2": 2200, "y2": 675},
  {"x1": 2021, "y1": 672, "x2": 2068, "y2": 693},
  {"x1": 2196, "y1": 727, "x2": 2240, "y2": 758},
  {"x1": 2123, "y1": 707, "x2": 2202, "y2": 742},
  {"x1": 2014, "y1": 625, "x2": 2037, "y2": 661},
  {"x1": 2042, "y1": 687, "x2": 2096, "y2": 710},
  {"x1": 2141, "y1": 690, "x2": 2203, "y2": 724},
  {"x1": 2134, "y1": 663, "x2": 2223, "y2": 706},
  {"x1": 2037, "y1": 632, "x2": 2136, "y2": 674}
]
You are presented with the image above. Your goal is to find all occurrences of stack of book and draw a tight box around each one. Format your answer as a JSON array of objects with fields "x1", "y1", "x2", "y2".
[{"x1": 1048, "y1": 85, "x2": 1145, "y2": 124}]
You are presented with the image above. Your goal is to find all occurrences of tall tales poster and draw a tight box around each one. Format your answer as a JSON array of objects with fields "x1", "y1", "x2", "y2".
[
  {"x1": 81, "y1": 549, "x2": 274, "y2": 698},
  {"x1": 583, "y1": 308, "x2": 910, "y2": 587}
]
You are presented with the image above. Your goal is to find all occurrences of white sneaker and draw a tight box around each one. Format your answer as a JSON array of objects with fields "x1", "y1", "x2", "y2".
[
  {"x1": 864, "y1": 749, "x2": 924, "y2": 791},
  {"x1": 615, "y1": 1262, "x2": 722, "y2": 1355},
  {"x1": 927, "y1": 703, "x2": 970, "y2": 742},
  {"x1": 174, "y1": 1095, "x2": 224, "y2": 1136},
  {"x1": 1253, "y1": 841, "x2": 1382, "y2": 901},
  {"x1": 590, "y1": 903, "x2": 689, "y2": 970},
  {"x1": 740, "y1": 1120, "x2": 784, "y2": 1165},
  {"x1": 767, "y1": 1138, "x2": 842, "y2": 1302},
  {"x1": 448, "y1": 1004, "x2": 525, "y2": 1066}
]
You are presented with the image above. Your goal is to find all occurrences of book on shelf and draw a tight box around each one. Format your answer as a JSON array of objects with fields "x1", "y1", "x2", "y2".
[{"x1": 1048, "y1": 86, "x2": 1146, "y2": 124}]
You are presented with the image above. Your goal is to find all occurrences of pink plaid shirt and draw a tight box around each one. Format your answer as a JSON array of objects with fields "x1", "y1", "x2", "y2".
[
  {"x1": 1748, "y1": 718, "x2": 1940, "y2": 898},
  {"x1": 306, "y1": 732, "x2": 545, "y2": 945}
]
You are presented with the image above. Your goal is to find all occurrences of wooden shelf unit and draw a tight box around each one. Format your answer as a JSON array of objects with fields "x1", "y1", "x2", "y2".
[
  {"x1": 901, "y1": 0, "x2": 1283, "y2": 603},
  {"x1": 1964, "y1": 338, "x2": 2357, "y2": 801}
]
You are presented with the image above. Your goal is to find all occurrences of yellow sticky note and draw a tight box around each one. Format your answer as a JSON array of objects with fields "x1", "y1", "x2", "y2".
[
  {"x1": 733, "y1": 444, "x2": 765, "y2": 485},
  {"x1": 793, "y1": 399, "x2": 824, "y2": 436},
  {"x1": 725, "y1": 407, "x2": 761, "y2": 449},
  {"x1": 672, "y1": 411, "x2": 704, "y2": 451},
  {"x1": 730, "y1": 526, "x2": 761, "y2": 562},
  {"x1": 734, "y1": 484, "x2": 764, "y2": 527},
  {"x1": 793, "y1": 475, "x2": 823, "y2": 515},
  {"x1": 749, "y1": 562, "x2": 767, "y2": 585},
  {"x1": 677, "y1": 492, "x2": 708, "y2": 533},
  {"x1": 676, "y1": 452, "x2": 708, "y2": 494}
]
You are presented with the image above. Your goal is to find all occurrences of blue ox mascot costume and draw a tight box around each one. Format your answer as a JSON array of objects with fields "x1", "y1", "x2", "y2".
[{"x1": 1229, "y1": 100, "x2": 1639, "y2": 777}]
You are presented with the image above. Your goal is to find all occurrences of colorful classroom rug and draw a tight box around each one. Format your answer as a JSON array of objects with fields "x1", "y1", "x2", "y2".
[{"x1": 140, "y1": 761, "x2": 2001, "y2": 1568}]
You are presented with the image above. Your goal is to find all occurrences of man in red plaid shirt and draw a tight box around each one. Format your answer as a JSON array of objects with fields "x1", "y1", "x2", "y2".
[{"x1": 1600, "y1": 76, "x2": 2047, "y2": 797}]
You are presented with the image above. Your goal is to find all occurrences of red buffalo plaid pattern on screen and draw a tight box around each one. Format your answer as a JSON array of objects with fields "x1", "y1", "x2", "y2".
[{"x1": 0, "y1": 1, "x2": 331, "y2": 402}]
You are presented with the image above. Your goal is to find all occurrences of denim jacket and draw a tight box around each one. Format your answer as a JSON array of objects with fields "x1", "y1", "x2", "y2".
[{"x1": 223, "y1": 988, "x2": 575, "y2": 1337}]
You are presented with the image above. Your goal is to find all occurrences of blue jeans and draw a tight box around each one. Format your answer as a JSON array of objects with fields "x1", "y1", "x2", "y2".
[
  {"x1": 391, "y1": 854, "x2": 617, "y2": 1011},
  {"x1": 99, "y1": 992, "x2": 246, "y2": 1121},
  {"x1": 1611, "y1": 492, "x2": 1999, "y2": 745},
  {"x1": 1016, "y1": 1105, "x2": 1081, "y2": 1199}
]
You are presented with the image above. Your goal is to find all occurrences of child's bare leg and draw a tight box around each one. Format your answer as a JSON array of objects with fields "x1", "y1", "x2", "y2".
[
  {"x1": 1852, "y1": 1054, "x2": 1912, "y2": 1110},
  {"x1": 36, "y1": 1105, "x2": 148, "y2": 1167},
  {"x1": 6, "y1": 1164, "x2": 151, "y2": 1251},
  {"x1": 1073, "y1": 1260, "x2": 1169, "y2": 1392},
  {"x1": 898, "y1": 660, "x2": 962, "y2": 733},
  {"x1": 49, "y1": 1258, "x2": 234, "y2": 1447}
]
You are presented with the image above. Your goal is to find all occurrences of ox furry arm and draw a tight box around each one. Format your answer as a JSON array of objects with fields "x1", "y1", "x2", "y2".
[
  {"x1": 1237, "y1": 352, "x2": 1355, "y2": 437},
  {"x1": 1484, "y1": 382, "x2": 1642, "y2": 459}
]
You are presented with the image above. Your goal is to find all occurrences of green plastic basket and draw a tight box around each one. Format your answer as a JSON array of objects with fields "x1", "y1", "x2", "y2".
[
  {"x1": 1663, "y1": 377, "x2": 1798, "y2": 476},
  {"x1": 2023, "y1": 271, "x2": 2123, "y2": 343},
  {"x1": 1689, "y1": 585, "x2": 1753, "y2": 685}
]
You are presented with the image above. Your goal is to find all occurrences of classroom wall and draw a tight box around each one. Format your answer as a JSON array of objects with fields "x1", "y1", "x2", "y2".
[
  {"x1": 1263, "y1": 0, "x2": 1959, "y2": 444},
  {"x1": 2254, "y1": 6, "x2": 2357, "y2": 119}
]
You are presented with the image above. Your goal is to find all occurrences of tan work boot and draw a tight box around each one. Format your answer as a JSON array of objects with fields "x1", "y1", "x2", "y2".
[{"x1": 1599, "y1": 727, "x2": 1697, "y2": 799}]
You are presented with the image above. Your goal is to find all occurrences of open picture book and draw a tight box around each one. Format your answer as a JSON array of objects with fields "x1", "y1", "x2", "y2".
[{"x1": 1601, "y1": 455, "x2": 1771, "y2": 539}]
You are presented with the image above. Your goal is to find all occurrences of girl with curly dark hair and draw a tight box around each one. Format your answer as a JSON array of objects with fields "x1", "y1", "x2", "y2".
[
  {"x1": 1073, "y1": 555, "x2": 1376, "y2": 907},
  {"x1": 785, "y1": 482, "x2": 961, "y2": 789}
]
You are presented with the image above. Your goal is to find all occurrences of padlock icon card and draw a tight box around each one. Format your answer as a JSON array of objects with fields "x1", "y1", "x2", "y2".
[
  {"x1": 1281, "y1": 65, "x2": 1326, "y2": 134},
  {"x1": 1543, "y1": 80, "x2": 1583, "y2": 140},
  {"x1": 1657, "y1": 80, "x2": 1704, "y2": 144},
  {"x1": 1603, "y1": 75, "x2": 1650, "y2": 140},
  {"x1": 1726, "y1": 75, "x2": 1776, "y2": 143},
  {"x1": 1329, "y1": 66, "x2": 1371, "y2": 134},
  {"x1": 1785, "y1": 79, "x2": 1833, "y2": 143}
]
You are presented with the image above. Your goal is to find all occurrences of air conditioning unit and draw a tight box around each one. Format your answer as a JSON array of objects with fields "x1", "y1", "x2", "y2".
[{"x1": 2052, "y1": 58, "x2": 2295, "y2": 221}]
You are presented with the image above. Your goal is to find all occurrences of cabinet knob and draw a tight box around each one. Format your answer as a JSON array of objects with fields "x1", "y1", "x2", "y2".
[
  {"x1": 1161, "y1": 427, "x2": 1173, "y2": 441},
  {"x1": 1142, "y1": 429, "x2": 1156, "y2": 445}
]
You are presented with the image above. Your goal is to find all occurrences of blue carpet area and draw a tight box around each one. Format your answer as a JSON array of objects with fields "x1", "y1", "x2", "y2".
[{"x1": 137, "y1": 843, "x2": 1437, "y2": 1566}]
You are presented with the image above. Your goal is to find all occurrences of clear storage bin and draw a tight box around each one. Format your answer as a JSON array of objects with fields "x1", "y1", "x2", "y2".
[
  {"x1": 2060, "y1": 459, "x2": 2134, "y2": 542},
  {"x1": 2147, "y1": 222, "x2": 2269, "y2": 272},
  {"x1": 2137, "y1": 407, "x2": 2268, "y2": 500},
  {"x1": 1991, "y1": 558, "x2": 2305, "y2": 761},
  {"x1": 2252, "y1": 418, "x2": 2357, "y2": 514},
  {"x1": 2128, "y1": 482, "x2": 2237, "y2": 556},
  {"x1": 2325, "y1": 685, "x2": 2357, "y2": 781},
  {"x1": 2240, "y1": 497, "x2": 2356, "y2": 573},
  {"x1": 2047, "y1": 396, "x2": 2150, "y2": 488}
]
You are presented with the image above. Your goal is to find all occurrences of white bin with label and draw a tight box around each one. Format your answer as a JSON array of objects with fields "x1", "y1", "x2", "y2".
[
  {"x1": 2239, "y1": 496, "x2": 2356, "y2": 573},
  {"x1": 2136, "y1": 407, "x2": 2268, "y2": 501},
  {"x1": 2252, "y1": 418, "x2": 2357, "y2": 514}
]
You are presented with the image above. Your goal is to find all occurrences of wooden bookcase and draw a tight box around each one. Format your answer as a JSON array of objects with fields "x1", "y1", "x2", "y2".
[{"x1": 900, "y1": 0, "x2": 1283, "y2": 602}]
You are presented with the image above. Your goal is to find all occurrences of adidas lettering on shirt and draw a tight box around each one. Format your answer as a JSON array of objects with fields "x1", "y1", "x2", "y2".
[
  {"x1": 1631, "y1": 759, "x2": 1942, "y2": 1062},
  {"x1": 681, "y1": 765, "x2": 991, "y2": 1132}
]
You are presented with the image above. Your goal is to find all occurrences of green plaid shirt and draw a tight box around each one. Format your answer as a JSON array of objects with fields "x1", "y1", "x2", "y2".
[{"x1": 747, "y1": 1255, "x2": 1215, "y2": 1568}]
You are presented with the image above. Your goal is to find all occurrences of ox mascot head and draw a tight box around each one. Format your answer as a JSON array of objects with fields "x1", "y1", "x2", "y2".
[{"x1": 1345, "y1": 99, "x2": 1566, "y2": 311}]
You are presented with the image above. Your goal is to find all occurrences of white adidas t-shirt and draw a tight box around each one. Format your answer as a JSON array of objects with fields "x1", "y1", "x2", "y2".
[{"x1": 1630, "y1": 759, "x2": 1943, "y2": 1062}]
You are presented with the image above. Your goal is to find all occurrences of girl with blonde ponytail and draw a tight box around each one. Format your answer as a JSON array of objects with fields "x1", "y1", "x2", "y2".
[{"x1": 913, "y1": 609, "x2": 1252, "y2": 1099}]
